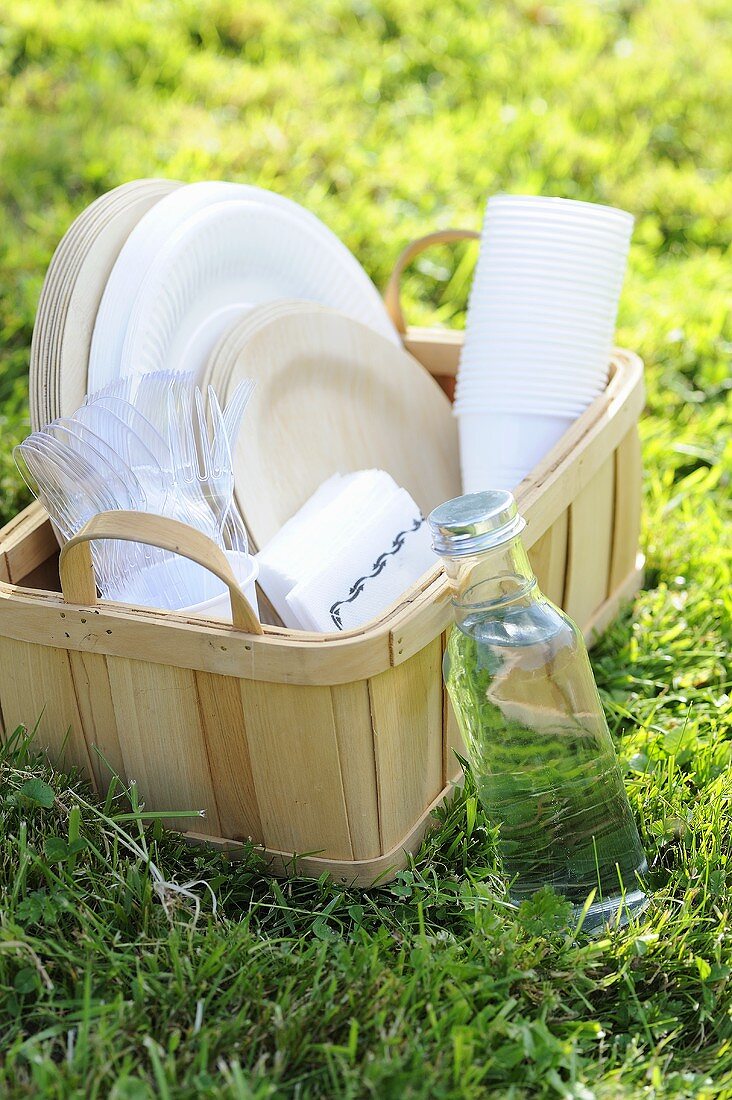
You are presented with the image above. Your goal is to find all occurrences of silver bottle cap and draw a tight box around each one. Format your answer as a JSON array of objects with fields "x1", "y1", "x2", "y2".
[{"x1": 428, "y1": 491, "x2": 526, "y2": 557}]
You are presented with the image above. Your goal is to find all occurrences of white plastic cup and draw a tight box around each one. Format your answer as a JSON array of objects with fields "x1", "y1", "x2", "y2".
[
  {"x1": 455, "y1": 377, "x2": 602, "y2": 397},
  {"x1": 105, "y1": 554, "x2": 222, "y2": 608},
  {"x1": 460, "y1": 463, "x2": 532, "y2": 494},
  {"x1": 469, "y1": 290, "x2": 623, "y2": 316},
  {"x1": 468, "y1": 196, "x2": 632, "y2": 325},
  {"x1": 456, "y1": 345, "x2": 612, "y2": 368},
  {"x1": 462, "y1": 317, "x2": 614, "y2": 340},
  {"x1": 468, "y1": 287, "x2": 622, "y2": 318},
  {"x1": 453, "y1": 386, "x2": 602, "y2": 412},
  {"x1": 460, "y1": 361, "x2": 608, "y2": 378},
  {"x1": 479, "y1": 246, "x2": 630, "y2": 270},
  {"x1": 454, "y1": 194, "x2": 631, "y2": 494},
  {"x1": 460, "y1": 336, "x2": 613, "y2": 360},
  {"x1": 456, "y1": 372, "x2": 608, "y2": 390},
  {"x1": 182, "y1": 551, "x2": 260, "y2": 622},
  {"x1": 455, "y1": 367, "x2": 606, "y2": 393},
  {"x1": 456, "y1": 366, "x2": 609, "y2": 395},
  {"x1": 454, "y1": 396, "x2": 603, "y2": 417},
  {"x1": 455, "y1": 377, "x2": 602, "y2": 400},
  {"x1": 458, "y1": 354, "x2": 611, "y2": 379},
  {"x1": 471, "y1": 271, "x2": 624, "y2": 300},
  {"x1": 482, "y1": 222, "x2": 632, "y2": 247},
  {"x1": 457, "y1": 409, "x2": 575, "y2": 494},
  {"x1": 473, "y1": 270, "x2": 627, "y2": 294},
  {"x1": 482, "y1": 217, "x2": 632, "y2": 246},
  {"x1": 486, "y1": 194, "x2": 634, "y2": 226},
  {"x1": 476, "y1": 239, "x2": 630, "y2": 263},
  {"x1": 463, "y1": 307, "x2": 616, "y2": 332},
  {"x1": 108, "y1": 549, "x2": 260, "y2": 622},
  {"x1": 457, "y1": 352, "x2": 611, "y2": 375},
  {"x1": 472, "y1": 268, "x2": 627, "y2": 295},
  {"x1": 454, "y1": 391, "x2": 595, "y2": 411},
  {"x1": 459, "y1": 340, "x2": 611, "y2": 364},
  {"x1": 453, "y1": 396, "x2": 593, "y2": 418}
]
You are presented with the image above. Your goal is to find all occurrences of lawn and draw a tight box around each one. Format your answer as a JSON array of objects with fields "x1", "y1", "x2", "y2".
[{"x1": 1, "y1": 0, "x2": 731, "y2": 1095}]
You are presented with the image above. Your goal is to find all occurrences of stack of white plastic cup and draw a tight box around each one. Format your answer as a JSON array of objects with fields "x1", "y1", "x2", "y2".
[{"x1": 455, "y1": 195, "x2": 633, "y2": 492}]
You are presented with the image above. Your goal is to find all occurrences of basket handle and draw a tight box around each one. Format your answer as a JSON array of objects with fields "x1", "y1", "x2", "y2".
[
  {"x1": 383, "y1": 228, "x2": 480, "y2": 334},
  {"x1": 58, "y1": 510, "x2": 263, "y2": 635}
]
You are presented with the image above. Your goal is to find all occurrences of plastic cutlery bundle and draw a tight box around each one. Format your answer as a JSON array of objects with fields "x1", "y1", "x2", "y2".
[{"x1": 15, "y1": 372, "x2": 259, "y2": 617}]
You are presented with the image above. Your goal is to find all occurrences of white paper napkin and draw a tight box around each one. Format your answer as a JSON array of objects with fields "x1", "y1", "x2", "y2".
[
  {"x1": 284, "y1": 486, "x2": 434, "y2": 633},
  {"x1": 256, "y1": 470, "x2": 397, "y2": 625}
]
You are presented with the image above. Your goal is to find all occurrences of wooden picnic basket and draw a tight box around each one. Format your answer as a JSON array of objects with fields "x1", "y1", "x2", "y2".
[{"x1": 0, "y1": 229, "x2": 645, "y2": 885}]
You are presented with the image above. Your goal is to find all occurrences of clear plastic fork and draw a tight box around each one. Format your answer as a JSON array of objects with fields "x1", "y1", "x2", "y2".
[
  {"x1": 128, "y1": 370, "x2": 195, "y2": 440},
  {"x1": 74, "y1": 401, "x2": 170, "y2": 514},
  {"x1": 221, "y1": 378, "x2": 255, "y2": 452},
  {"x1": 85, "y1": 375, "x2": 133, "y2": 406},
  {"x1": 205, "y1": 384, "x2": 251, "y2": 554},
  {"x1": 166, "y1": 384, "x2": 223, "y2": 545}
]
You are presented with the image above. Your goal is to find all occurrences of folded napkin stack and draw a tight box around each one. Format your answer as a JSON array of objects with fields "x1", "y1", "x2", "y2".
[{"x1": 256, "y1": 470, "x2": 435, "y2": 632}]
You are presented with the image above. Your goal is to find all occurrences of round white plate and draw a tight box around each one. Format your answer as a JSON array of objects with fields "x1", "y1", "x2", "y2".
[
  {"x1": 89, "y1": 182, "x2": 398, "y2": 391},
  {"x1": 113, "y1": 200, "x2": 398, "y2": 388}
]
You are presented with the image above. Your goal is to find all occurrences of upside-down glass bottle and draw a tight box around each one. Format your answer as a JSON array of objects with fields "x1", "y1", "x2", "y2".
[{"x1": 429, "y1": 491, "x2": 648, "y2": 930}]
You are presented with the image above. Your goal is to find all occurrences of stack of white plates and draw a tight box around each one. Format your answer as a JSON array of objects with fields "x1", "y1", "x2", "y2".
[
  {"x1": 30, "y1": 179, "x2": 400, "y2": 429},
  {"x1": 455, "y1": 195, "x2": 633, "y2": 492}
]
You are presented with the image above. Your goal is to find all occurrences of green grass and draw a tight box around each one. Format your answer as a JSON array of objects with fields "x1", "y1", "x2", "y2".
[{"x1": 0, "y1": 0, "x2": 731, "y2": 1095}]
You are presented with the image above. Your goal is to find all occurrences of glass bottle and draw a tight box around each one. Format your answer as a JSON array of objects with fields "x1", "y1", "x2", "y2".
[{"x1": 429, "y1": 491, "x2": 648, "y2": 930}]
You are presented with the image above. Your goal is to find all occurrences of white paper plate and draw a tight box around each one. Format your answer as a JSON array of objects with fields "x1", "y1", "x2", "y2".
[
  {"x1": 109, "y1": 200, "x2": 397, "y2": 387},
  {"x1": 89, "y1": 181, "x2": 344, "y2": 386},
  {"x1": 89, "y1": 182, "x2": 397, "y2": 391}
]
